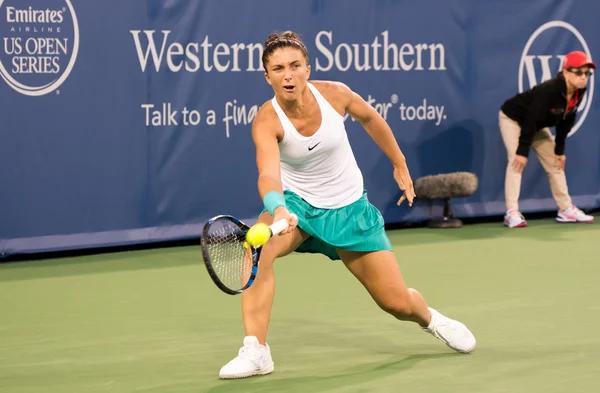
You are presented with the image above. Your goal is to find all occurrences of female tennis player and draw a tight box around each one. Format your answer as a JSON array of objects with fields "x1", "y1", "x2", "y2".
[{"x1": 219, "y1": 31, "x2": 476, "y2": 379}]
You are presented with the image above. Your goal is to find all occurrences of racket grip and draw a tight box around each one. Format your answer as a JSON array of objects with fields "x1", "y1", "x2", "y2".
[{"x1": 269, "y1": 213, "x2": 298, "y2": 236}]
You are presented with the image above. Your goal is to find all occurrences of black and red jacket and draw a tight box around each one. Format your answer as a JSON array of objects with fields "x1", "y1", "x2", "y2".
[{"x1": 500, "y1": 72, "x2": 586, "y2": 157}]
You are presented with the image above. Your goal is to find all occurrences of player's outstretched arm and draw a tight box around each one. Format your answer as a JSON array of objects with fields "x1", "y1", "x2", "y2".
[
  {"x1": 251, "y1": 105, "x2": 297, "y2": 232},
  {"x1": 252, "y1": 107, "x2": 283, "y2": 200}
]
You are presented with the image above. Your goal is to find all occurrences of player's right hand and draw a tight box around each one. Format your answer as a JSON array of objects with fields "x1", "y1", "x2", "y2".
[{"x1": 273, "y1": 206, "x2": 298, "y2": 235}]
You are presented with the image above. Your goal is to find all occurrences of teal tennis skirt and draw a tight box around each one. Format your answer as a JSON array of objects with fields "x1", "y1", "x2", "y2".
[{"x1": 264, "y1": 190, "x2": 392, "y2": 261}]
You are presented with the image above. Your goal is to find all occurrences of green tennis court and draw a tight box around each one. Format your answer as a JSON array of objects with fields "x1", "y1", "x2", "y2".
[{"x1": 1, "y1": 219, "x2": 599, "y2": 393}]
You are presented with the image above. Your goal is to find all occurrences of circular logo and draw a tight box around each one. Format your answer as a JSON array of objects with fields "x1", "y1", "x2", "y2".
[
  {"x1": 0, "y1": 0, "x2": 79, "y2": 96},
  {"x1": 519, "y1": 21, "x2": 594, "y2": 137}
]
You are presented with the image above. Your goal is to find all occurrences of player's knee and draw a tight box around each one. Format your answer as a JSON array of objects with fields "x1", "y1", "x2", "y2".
[{"x1": 378, "y1": 296, "x2": 413, "y2": 319}]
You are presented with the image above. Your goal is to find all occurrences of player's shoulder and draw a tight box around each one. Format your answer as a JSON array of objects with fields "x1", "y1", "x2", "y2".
[
  {"x1": 311, "y1": 80, "x2": 352, "y2": 96},
  {"x1": 252, "y1": 100, "x2": 282, "y2": 138},
  {"x1": 253, "y1": 100, "x2": 277, "y2": 125},
  {"x1": 310, "y1": 80, "x2": 353, "y2": 107}
]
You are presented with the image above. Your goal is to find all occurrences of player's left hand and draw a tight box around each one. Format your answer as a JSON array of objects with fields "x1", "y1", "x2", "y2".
[
  {"x1": 555, "y1": 154, "x2": 566, "y2": 171},
  {"x1": 394, "y1": 165, "x2": 416, "y2": 207}
]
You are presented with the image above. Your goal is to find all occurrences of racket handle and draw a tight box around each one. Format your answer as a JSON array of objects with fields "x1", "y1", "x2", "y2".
[{"x1": 269, "y1": 213, "x2": 298, "y2": 236}]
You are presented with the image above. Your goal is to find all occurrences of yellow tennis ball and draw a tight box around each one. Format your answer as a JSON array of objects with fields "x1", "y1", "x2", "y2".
[{"x1": 246, "y1": 223, "x2": 271, "y2": 247}]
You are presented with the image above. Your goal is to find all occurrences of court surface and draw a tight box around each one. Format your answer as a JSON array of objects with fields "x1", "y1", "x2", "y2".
[{"x1": 1, "y1": 219, "x2": 599, "y2": 393}]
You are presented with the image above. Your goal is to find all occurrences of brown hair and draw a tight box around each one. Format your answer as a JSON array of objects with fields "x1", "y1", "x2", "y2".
[{"x1": 262, "y1": 31, "x2": 309, "y2": 70}]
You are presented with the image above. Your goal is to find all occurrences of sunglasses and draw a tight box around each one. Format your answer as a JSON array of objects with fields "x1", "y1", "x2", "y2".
[{"x1": 567, "y1": 68, "x2": 593, "y2": 77}]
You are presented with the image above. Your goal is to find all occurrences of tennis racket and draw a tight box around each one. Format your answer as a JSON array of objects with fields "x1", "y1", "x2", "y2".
[{"x1": 200, "y1": 214, "x2": 296, "y2": 295}]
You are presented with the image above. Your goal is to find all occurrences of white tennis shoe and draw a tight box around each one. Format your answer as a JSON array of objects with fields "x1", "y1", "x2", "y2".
[
  {"x1": 556, "y1": 206, "x2": 594, "y2": 223},
  {"x1": 504, "y1": 209, "x2": 527, "y2": 228},
  {"x1": 219, "y1": 336, "x2": 274, "y2": 379},
  {"x1": 423, "y1": 307, "x2": 476, "y2": 353}
]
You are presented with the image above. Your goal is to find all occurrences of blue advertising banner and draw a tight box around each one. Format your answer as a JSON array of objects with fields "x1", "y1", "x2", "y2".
[{"x1": 1, "y1": 0, "x2": 598, "y2": 255}]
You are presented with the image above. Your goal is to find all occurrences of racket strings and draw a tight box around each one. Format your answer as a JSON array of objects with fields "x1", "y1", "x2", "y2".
[{"x1": 205, "y1": 219, "x2": 253, "y2": 290}]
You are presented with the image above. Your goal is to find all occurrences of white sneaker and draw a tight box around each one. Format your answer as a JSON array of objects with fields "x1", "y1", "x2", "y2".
[
  {"x1": 423, "y1": 308, "x2": 476, "y2": 353},
  {"x1": 504, "y1": 209, "x2": 527, "y2": 228},
  {"x1": 556, "y1": 206, "x2": 594, "y2": 223},
  {"x1": 219, "y1": 336, "x2": 274, "y2": 379}
]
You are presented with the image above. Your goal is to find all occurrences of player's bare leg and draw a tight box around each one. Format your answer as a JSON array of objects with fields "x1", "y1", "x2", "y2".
[
  {"x1": 242, "y1": 212, "x2": 308, "y2": 344},
  {"x1": 338, "y1": 249, "x2": 431, "y2": 325},
  {"x1": 339, "y1": 249, "x2": 476, "y2": 353},
  {"x1": 219, "y1": 212, "x2": 308, "y2": 379}
]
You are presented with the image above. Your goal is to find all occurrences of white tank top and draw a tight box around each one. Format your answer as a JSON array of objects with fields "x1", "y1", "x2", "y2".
[{"x1": 271, "y1": 82, "x2": 364, "y2": 209}]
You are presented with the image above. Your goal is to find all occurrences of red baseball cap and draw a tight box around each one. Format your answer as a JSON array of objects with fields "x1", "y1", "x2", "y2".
[{"x1": 563, "y1": 51, "x2": 596, "y2": 69}]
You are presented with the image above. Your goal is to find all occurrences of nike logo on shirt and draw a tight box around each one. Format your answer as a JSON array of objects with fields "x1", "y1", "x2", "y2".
[{"x1": 308, "y1": 142, "x2": 321, "y2": 151}]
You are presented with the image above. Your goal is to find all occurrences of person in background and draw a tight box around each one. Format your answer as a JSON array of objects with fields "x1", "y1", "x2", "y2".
[{"x1": 499, "y1": 51, "x2": 595, "y2": 228}]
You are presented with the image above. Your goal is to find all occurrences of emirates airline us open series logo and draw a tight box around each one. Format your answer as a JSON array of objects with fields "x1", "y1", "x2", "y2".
[
  {"x1": 0, "y1": 0, "x2": 79, "y2": 96},
  {"x1": 519, "y1": 21, "x2": 594, "y2": 137}
]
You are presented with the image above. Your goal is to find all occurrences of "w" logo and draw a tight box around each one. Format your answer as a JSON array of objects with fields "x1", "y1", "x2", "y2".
[{"x1": 522, "y1": 55, "x2": 565, "y2": 87}]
